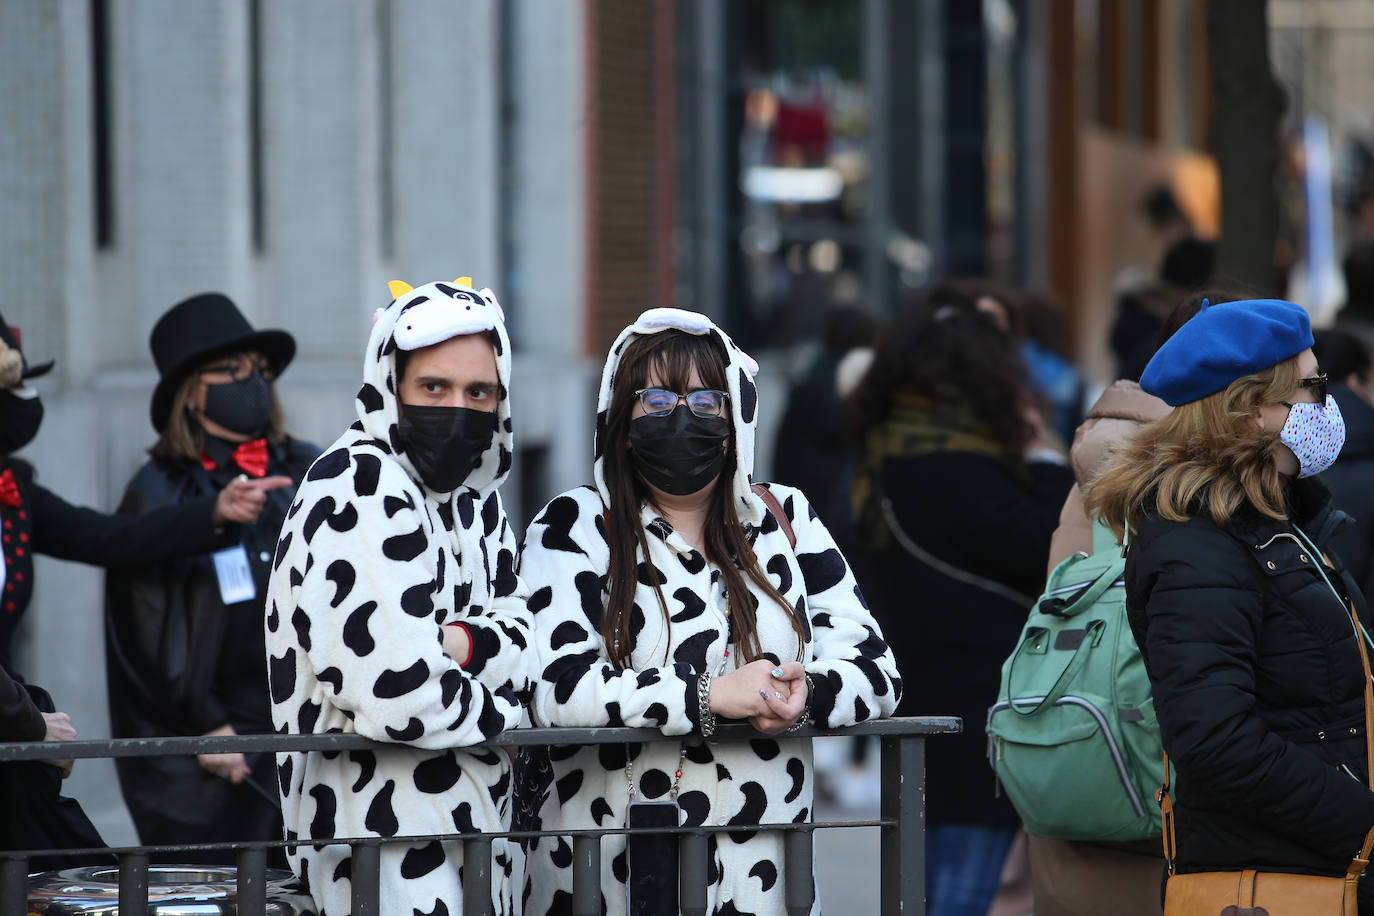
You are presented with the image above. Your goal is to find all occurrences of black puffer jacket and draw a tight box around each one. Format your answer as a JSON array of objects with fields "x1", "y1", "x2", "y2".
[{"x1": 1126, "y1": 478, "x2": 1374, "y2": 876}]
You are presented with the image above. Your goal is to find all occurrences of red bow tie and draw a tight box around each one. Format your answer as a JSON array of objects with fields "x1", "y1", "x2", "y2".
[
  {"x1": 0, "y1": 469, "x2": 20, "y2": 508},
  {"x1": 200, "y1": 438, "x2": 269, "y2": 478}
]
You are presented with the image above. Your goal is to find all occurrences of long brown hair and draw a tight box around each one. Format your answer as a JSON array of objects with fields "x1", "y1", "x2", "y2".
[
  {"x1": 149, "y1": 361, "x2": 287, "y2": 461},
  {"x1": 1084, "y1": 355, "x2": 1302, "y2": 542},
  {"x1": 601, "y1": 330, "x2": 804, "y2": 669}
]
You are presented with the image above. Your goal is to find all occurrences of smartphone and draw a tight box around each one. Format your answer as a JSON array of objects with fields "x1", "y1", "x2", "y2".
[{"x1": 626, "y1": 799, "x2": 680, "y2": 915}]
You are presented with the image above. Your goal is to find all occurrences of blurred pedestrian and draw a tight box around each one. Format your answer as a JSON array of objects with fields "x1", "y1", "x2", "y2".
[
  {"x1": 1021, "y1": 290, "x2": 1086, "y2": 446},
  {"x1": 851, "y1": 285, "x2": 1072, "y2": 916},
  {"x1": 105, "y1": 293, "x2": 317, "y2": 863},
  {"x1": 1338, "y1": 240, "x2": 1374, "y2": 344},
  {"x1": 0, "y1": 313, "x2": 270, "y2": 865},
  {"x1": 1111, "y1": 236, "x2": 1217, "y2": 382},
  {"x1": 517, "y1": 308, "x2": 899, "y2": 915},
  {"x1": 1088, "y1": 299, "x2": 1374, "y2": 912},
  {"x1": 1026, "y1": 292, "x2": 1217, "y2": 916},
  {"x1": 1314, "y1": 327, "x2": 1374, "y2": 599}
]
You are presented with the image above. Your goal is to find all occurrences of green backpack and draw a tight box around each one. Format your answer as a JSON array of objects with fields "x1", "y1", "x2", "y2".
[{"x1": 986, "y1": 519, "x2": 1170, "y2": 842}]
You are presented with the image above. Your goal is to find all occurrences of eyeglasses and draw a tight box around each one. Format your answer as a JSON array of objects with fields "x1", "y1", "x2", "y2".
[
  {"x1": 199, "y1": 354, "x2": 274, "y2": 382},
  {"x1": 635, "y1": 388, "x2": 729, "y2": 418},
  {"x1": 1281, "y1": 374, "x2": 1328, "y2": 409},
  {"x1": 1298, "y1": 373, "x2": 1328, "y2": 404}
]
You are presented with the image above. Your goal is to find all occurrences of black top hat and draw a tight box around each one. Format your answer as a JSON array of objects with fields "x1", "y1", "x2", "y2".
[
  {"x1": 149, "y1": 293, "x2": 296, "y2": 431},
  {"x1": 0, "y1": 313, "x2": 55, "y2": 382}
]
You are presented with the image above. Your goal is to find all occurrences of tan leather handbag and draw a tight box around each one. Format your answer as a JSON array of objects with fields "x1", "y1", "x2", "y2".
[{"x1": 1158, "y1": 598, "x2": 1374, "y2": 915}]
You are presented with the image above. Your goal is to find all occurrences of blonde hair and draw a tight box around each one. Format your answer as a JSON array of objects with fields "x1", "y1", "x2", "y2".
[
  {"x1": 149, "y1": 370, "x2": 287, "y2": 462},
  {"x1": 1084, "y1": 355, "x2": 1302, "y2": 543}
]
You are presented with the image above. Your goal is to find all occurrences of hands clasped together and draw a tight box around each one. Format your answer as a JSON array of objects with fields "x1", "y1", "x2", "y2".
[{"x1": 709, "y1": 659, "x2": 810, "y2": 735}]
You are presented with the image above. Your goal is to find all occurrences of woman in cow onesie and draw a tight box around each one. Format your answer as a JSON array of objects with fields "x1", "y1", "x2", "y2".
[
  {"x1": 266, "y1": 278, "x2": 534, "y2": 915},
  {"x1": 518, "y1": 308, "x2": 902, "y2": 915}
]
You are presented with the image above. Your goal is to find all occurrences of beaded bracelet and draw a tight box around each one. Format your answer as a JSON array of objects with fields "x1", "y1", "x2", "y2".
[{"x1": 698, "y1": 673, "x2": 716, "y2": 738}]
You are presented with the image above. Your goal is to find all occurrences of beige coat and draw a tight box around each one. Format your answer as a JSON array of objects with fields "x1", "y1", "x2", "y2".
[
  {"x1": 1045, "y1": 381, "x2": 1171, "y2": 576},
  {"x1": 1031, "y1": 379, "x2": 1171, "y2": 916}
]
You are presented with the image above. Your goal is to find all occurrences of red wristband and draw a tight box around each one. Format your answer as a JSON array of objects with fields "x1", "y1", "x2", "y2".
[{"x1": 445, "y1": 621, "x2": 474, "y2": 668}]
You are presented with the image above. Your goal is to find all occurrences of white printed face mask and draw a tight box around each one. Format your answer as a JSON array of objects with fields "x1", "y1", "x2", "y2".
[{"x1": 1279, "y1": 395, "x2": 1346, "y2": 478}]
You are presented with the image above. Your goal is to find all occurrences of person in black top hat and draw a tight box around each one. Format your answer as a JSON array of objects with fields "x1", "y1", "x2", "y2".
[
  {"x1": 0, "y1": 311, "x2": 281, "y2": 867},
  {"x1": 105, "y1": 292, "x2": 319, "y2": 863}
]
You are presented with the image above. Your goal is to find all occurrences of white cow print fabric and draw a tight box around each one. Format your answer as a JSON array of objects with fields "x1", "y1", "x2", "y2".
[
  {"x1": 517, "y1": 308, "x2": 902, "y2": 915},
  {"x1": 266, "y1": 280, "x2": 533, "y2": 915}
]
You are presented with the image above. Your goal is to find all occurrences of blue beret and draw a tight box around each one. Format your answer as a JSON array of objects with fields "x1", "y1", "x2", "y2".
[{"x1": 1140, "y1": 299, "x2": 1313, "y2": 407}]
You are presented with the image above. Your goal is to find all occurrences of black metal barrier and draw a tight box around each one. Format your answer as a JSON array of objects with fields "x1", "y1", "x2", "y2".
[{"x1": 0, "y1": 716, "x2": 960, "y2": 915}]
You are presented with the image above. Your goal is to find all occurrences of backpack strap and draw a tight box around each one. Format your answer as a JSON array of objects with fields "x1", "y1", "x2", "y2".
[{"x1": 752, "y1": 484, "x2": 795, "y2": 550}]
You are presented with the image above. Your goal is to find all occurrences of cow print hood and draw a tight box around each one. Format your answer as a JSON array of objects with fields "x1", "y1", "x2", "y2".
[
  {"x1": 355, "y1": 277, "x2": 514, "y2": 499},
  {"x1": 593, "y1": 307, "x2": 764, "y2": 526}
]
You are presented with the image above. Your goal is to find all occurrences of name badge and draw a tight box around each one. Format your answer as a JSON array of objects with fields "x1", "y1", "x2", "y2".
[{"x1": 213, "y1": 545, "x2": 257, "y2": 605}]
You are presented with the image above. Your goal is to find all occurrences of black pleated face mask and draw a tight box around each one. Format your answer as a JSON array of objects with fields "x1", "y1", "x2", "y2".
[
  {"x1": 397, "y1": 404, "x2": 497, "y2": 493},
  {"x1": 628, "y1": 405, "x2": 730, "y2": 496},
  {"x1": 201, "y1": 371, "x2": 274, "y2": 436},
  {"x1": 0, "y1": 390, "x2": 43, "y2": 454}
]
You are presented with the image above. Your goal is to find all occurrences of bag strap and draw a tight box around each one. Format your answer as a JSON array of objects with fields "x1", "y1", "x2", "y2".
[
  {"x1": 1345, "y1": 596, "x2": 1374, "y2": 883},
  {"x1": 1004, "y1": 618, "x2": 1106, "y2": 718},
  {"x1": 879, "y1": 497, "x2": 1036, "y2": 607},
  {"x1": 752, "y1": 484, "x2": 795, "y2": 550},
  {"x1": 1159, "y1": 594, "x2": 1374, "y2": 880}
]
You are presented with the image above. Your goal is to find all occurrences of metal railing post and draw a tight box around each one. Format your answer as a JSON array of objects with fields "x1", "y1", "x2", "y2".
[
  {"x1": 462, "y1": 836, "x2": 493, "y2": 916},
  {"x1": 783, "y1": 825, "x2": 815, "y2": 915},
  {"x1": 236, "y1": 845, "x2": 267, "y2": 915},
  {"x1": 679, "y1": 830, "x2": 709, "y2": 916},
  {"x1": 571, "y1": 834, "x2": 602, "y2": 916},
  {"x1": 880, "y1": 733, "x2": 926, "y2": 916},
  {"x1": 350, "y1": 841, "x2": 381, "y2": 916},
  {"x1": 119, "y1": 851, "x2": 150, "y2": 916},
  {"x1": 0, "y1": 856, "x2": 27, "y2": 916}
]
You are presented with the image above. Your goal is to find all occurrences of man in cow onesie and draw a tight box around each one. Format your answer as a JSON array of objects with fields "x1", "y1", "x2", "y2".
[{"x1": 266, "y1": 277, "x2": 533, "y2": 915}]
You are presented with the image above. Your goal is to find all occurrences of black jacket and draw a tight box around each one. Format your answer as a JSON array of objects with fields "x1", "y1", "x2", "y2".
[
  {"x1": 1126, "y1": 478, "x2": 1374, "y2": 876},
  {"x1": 0, "y1": 458, "x2": 232, "y2": 676},
  {"x1": 1322, "y1": 385, "x2": 1374, "y2": 600},
  {"x1": 104, "y1": 437, "x2": 317, "y2": 854},
  {"x1": 867, "y1": 450, "x2": 1073, "y2": 825},
  {"x1": 0, "y1": 665, "x2": 43, "y2": 740}
]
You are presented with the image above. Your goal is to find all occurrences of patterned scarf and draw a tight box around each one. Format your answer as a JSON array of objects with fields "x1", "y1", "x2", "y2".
[{"x1": 853, "y1": 391, "x2": 1027, "y2": 547}]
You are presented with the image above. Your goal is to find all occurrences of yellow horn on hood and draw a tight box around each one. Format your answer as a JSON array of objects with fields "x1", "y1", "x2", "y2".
[
  {"x1": 455, "y1": 276, "x2": 473, "y2": 287},
  {"x1": 387, "y1": 280, "x2": 413, "y2": 299}
]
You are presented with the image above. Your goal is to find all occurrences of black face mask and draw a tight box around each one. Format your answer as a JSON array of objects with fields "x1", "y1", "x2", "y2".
[
  {"x1": 628, "y1": 405, "x2": 730, "y2": 496},
  {"x1": 201, "y1": 370, "x2": 275, "y2": 437},
  {"x1": 0, "y1": 391, "x2": 44, "y2": 454},
  {"x1": 397, "y1": 404, "x2": 498, "y2": 493}
]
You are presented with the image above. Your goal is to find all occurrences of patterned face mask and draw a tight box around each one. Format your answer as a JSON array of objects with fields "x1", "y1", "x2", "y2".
[{"x1": 1279, "y1": 394, "x2": 1346, "y2": 478}]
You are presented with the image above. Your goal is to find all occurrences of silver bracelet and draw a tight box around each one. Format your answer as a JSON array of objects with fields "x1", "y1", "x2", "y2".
[
  {"x1": 785, "y1": 673, "x2": 815, "y2": 734},
  {"x1": 698, "y1": 673, "x2": 716, "y2": 738}
]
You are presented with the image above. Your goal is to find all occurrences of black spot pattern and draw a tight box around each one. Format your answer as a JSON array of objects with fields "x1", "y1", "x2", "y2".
[
  {"x1": 318, "y1": 667, "x2": 343, "y2": 694},
  {"x1": 797, "y1": 548, "x2": 846, "y2": 594},
  {"x1": 537, "y1": 496, "x2": 585, "y2": 554},
  {"x1": 400, "y1": 841, "x2": 446, "y2": 880},
  {"x1": 414, "y1": 754, "x2": 463, "y2": 794},
  {"x1": 784, "y1": 757, "x2": 805, "y2": 803},
  {"x1": 749, "y1": 860, "x2": 778, "y2": 892},
  {"x1": 306, "y1": 448, "x2": 350, "y2": 481},
  {"x1": 343, "y1": 600, "x2": 378, "y2": 656},
  {"x1": 374, "y1": 660, "x2": 429, "y2": 698},
  {"x1": 325, "y1": 560, "x2": 355, "y2": 607},
  {"x1": 349, "y1": 750, "x2": 377, "y2": 793},
  {"x1": 268, "y1": 649, "x2": 296, "y2": 704},
  {"x1": 309, "y1": 784, "x2": 337, "y2": 841},
  {"x1": 383, "y1": 525, "x2": 428, "y2": 562},
  {"x1": 364, "y1": 780, "x2": 399, "y2": 836}
]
